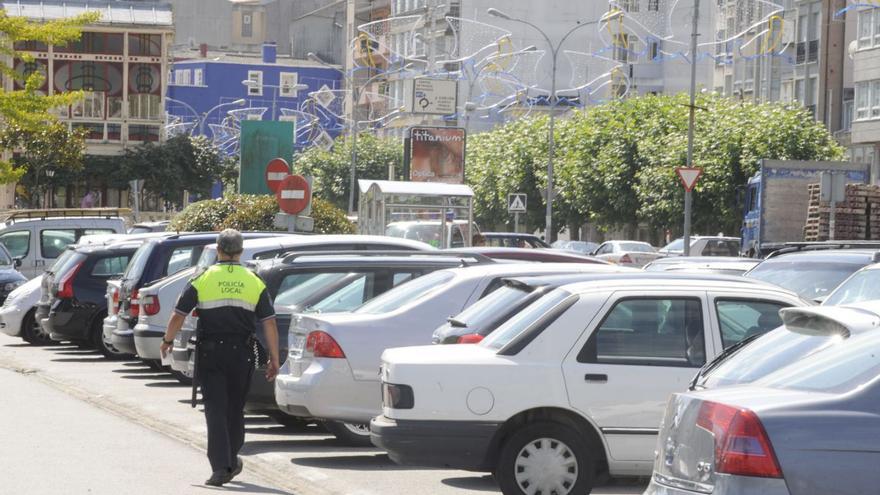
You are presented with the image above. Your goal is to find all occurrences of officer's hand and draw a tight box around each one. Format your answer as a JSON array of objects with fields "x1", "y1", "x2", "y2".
[
  {"x1": 265, "y1": 358, "x2": 280, "y2": 382},
  {"x1": 160, "y1": 341, "x2": 173, "y2": 359}
]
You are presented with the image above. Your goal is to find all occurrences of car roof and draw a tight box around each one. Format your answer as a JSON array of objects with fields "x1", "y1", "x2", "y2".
[
  {"x1": 201, "y1": 234, "x2": 434, "y2": 251},
  {"x1": 75, "y1": 241, "x2": 143, "y2": 254},
  {"x1": 255, "y1": 254, "x2": 480, "y2": 270},
  {"x1": 483, "y1": 232, "x2": 540, "y2": 238},
  {"x1": 648, "y1": 256, "x2": 748, "y2": 265},
  {"x1": 440, "y1": 262, "x2": 628, "y2": 279},
  {"x1": 502, "y1": 273, "x2": 628, "y2": 289},
  {"x1": 761, "y1": 249, "x2": 879, "y2": 263},
  {"x1": 556, "y1": 272, "x2": 800, "y2": 296}
]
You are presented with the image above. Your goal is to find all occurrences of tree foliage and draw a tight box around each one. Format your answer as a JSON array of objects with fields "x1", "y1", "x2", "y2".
[
  {"x1": 0, "y1": 10, "x2": 99, "y2": 182},
  {"x1": 295, "y1": 133, "x2": 403, "y2": 210},
  {"x1": 0, "y1": 122, "x2": 86, "y2": 204},
  {"x1": 467, "y1": 94, "x2": 844, "y2": 237},
  {"x1": 169, "y1": 194, "x2": 354, "y2": 234}
]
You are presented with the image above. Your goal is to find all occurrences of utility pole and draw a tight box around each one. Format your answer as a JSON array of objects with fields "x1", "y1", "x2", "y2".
[{"x1": 684, "y1": 0, "x2": 700, "y2": 256}]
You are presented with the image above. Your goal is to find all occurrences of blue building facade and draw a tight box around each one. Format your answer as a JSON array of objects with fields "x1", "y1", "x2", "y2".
[{"x1": 166, "y1": 43, "x2": 343, "y2": 153}]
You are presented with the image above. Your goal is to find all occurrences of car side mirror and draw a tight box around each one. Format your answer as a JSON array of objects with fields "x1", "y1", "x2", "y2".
[{"x1": 13, "y1": 258, "x2": 22, "y2": 269}]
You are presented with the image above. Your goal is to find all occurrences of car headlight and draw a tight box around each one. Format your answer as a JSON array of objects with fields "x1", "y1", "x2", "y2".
[{"x1": 4, "y1": 281, "x2": 23, "y2": 292}]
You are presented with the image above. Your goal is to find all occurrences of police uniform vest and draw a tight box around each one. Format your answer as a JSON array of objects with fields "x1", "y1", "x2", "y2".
[{"x1": 184, "y1": 263, "x2": 270, "y2": 339}]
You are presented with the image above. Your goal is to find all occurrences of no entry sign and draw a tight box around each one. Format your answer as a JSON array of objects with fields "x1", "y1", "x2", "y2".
[
  {"x1": 276, "y1": 174, "x2": 311, "y2": 215},
  {"x1": 265, "y1": 158, "x2": 291, "y2": 193}
]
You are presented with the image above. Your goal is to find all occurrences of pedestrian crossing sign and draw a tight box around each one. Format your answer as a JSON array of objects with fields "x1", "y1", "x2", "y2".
[{"x1": 508, "y1": 193, "x2": 527, "y2": 213}]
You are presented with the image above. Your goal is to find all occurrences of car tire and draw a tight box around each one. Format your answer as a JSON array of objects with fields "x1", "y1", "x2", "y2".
[
  {"x1": 322, "y1": 420, "x2": 373, "y2": 447},
  {"x1": 91, "y1": 314, "x2": 131, "y2": 360},
  {"x1": 21, "y1": 309, "x2": 52, "y2": 345},
  {"x1": 495, "y1": 422, "x2": 594, "y2": 495},
  {"x1": 169, "y1": 368, "x2": 193, "y2": 386}
]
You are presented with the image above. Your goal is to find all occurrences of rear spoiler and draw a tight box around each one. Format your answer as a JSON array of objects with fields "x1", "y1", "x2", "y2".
[{"x1": 779, "y1": 306, "x2": 880, "y2": 338}]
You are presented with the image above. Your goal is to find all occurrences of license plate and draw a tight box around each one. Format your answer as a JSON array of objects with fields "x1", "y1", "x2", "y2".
[{"x1": 291, "y1": 334, "x2": 306, "y2": 352}]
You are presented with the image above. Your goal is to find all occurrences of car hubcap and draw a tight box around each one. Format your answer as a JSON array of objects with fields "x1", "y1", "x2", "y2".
[
  {"x1": 343, "y1": 423, "x2": 370, "y2": 436},
  {"x1": 514, "y1": 438, "x2": 578, "y2": 495}
]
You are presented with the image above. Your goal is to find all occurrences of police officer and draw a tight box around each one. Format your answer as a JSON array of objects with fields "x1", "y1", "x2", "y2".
[{"x1": 160, "y1": 229, "x2": 280, "y2": 487}]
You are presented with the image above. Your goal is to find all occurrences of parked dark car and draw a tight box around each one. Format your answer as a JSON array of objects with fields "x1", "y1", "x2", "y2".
[
  {"x1": 243, "y1": 251, "x2": 493, "y2": 423},
  {"x1": 744, "y1": 249, "x2": 880, "y2": 302},
  {"x1": 482, "y1": 232, "x2": 550, "y2": 249},
  {"x1": 112, "y1": 232, "x2": 285, "y2": 358},
  {"x1": 432, "y1": 272, "x2": 627, "y2": 344},
  {"x1": 446, "y1": 247, "x2": 608, "y2": 264},
  {"x1": 44, "y1": 240, "x2": 140, "y2": 357},
  {"x1": 0, "y1": 243, "x2": 26, "y2": 305}
]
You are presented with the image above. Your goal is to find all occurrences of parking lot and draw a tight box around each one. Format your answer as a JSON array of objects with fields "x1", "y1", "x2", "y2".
[{"x1": 0, "y1": 333, "x2": 647, "y2": 495}]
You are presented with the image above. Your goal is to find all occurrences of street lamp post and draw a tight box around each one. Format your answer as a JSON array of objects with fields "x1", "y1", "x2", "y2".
[
  {"x1": 487, "y1": 8, "x2": 610, "y2": 242},
  {"x1": 308, "y1": 52, "x2": 413, "y2": 215}
]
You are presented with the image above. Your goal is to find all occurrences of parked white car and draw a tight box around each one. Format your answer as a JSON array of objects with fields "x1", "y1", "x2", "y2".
[
  {"x1": 0, "y1": 276, "x2": 44, "y2": 342},
  {"x1": 370, "y1": 274, "x2": 808, "y2": 495},
  {"x1": 274, "y1": 263, "x2": 631, "y2": 445},
  {"x1": 591, "y1": 240, "x2": 663, "y2": 267},
  {"x1": 658, "y1": 236, "x2": 741, "y2": 257},
  {"x1": 0, "y1": 209, "x2": 127, "y2": 278}
]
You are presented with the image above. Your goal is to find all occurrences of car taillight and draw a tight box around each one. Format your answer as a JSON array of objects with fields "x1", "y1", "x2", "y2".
[
  {"x1": 696, "y1": 401, "x2": 783, "y2": 478},
  {"x1": 456, "y1": 333, "x2": 484, "y2": 344},
  {"x1": 111, "y1": 288, "x2": 119, "y2": 315},
  {"x1": 619, "y1": 254, "x2": 633, "y2": 264},
  {"x1": 305, "y1": 331, "x2": 345, "y2": 358},
  {"x1": 130, "y1": 289, "x2": 140, "y2": 318},
  {"x1": 142, "y1": 294, "x2": 160, "y2": 316},
  {"x1": 55, "y1": 262, "x2": 84, "y2": 299}
]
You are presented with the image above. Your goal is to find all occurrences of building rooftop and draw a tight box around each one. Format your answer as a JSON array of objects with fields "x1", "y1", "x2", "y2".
[
  {"x1": 1, "y1": 0, "x2": 172, "y2": 26},
  {"x1": 172, "y1": 48, "x2": 338, "y2": 69}
]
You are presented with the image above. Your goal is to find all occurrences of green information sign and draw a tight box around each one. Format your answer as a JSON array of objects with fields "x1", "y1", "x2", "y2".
[{"x1": 239, "y1": 120, "x2": 295, "y2": 195}]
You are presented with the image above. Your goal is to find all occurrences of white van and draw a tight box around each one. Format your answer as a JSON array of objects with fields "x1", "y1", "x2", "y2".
[{"x1": 0, "y1": 209, "x2": 127, "y2": 279}]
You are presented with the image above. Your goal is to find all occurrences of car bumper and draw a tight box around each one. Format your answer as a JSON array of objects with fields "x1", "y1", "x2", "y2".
[
  {"x1": 169, "y1": 328, "x2": 196, "y2": 372},
  {"x1": 274, "y1": 358, "x2": 379, "y2": 423},
  {"x1": 48, "y1": 308, "x2": 91, "y2": 342},
  {"x1": 111, "y1": 319, "x2": 137, "y2": 355},
  {"x1": 370, "y1": 415, "x2": 499, "y2": 471},
  {"x1": 0, "y1": 304, "x2": 26, "y2": 337},
  {"x1": 133, "y1": 323, "x2": 164, "y2": 360},
  {"x1": 102, "y1": 315, "x2": 117, "y2": 346},
  {"x1": 644, "y1": 475, "x2": 790, "y2": 495}
]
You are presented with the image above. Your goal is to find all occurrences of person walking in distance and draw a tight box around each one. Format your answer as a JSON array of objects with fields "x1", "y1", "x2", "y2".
[{"x1": 160, "y1": 229, "x2": 280, "y2": 487}]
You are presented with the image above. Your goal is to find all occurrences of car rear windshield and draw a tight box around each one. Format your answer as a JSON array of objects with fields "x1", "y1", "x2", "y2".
[
  {"x1": 481, "y1": 289, "x2": 572, "y2": 351},
  {"x1": 122, "y1": 241, "x2": 155, "y2": 282},
  {"x1": 56, "y1": 252, "x2": 87, "y2": 278},
  {"x1": 197, "y1": 247, "x2": 217, "y2": 269},
  {"x1": 49, "y1": 248, "x2": 77, "y2": 274},
  {"x1": 757, "y1": 331, "x2": 880, "y2": 393},
  {"x1": 449, "y1": 284, "x2": 535, "y2": 332},
  {"x1": 746, "y1": 259, "x2": 865, "y2": 300},
  {"x1": 620, "y1": 242, "x2": 654, "y2": 252},
  {"x1": 355, "y1": 270, "x2": 455, "y2": 314},
  {"x1": 662, "y1": 239, "x2": 685, "y2": 252},
  {"x1": 698, "y1": 326, "x2": 844, "y2": 389},
  {"x1": 822, "y1": 270, "x2": 880, "y2": 306}
]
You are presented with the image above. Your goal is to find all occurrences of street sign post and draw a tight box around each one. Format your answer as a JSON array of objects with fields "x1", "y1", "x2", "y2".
[
  {"x1": 508, "y1": 193, "x2": 527, "y2": 233},
  {"x1": 675, "y1": 167, "x2": 703, "y2": 256},
  {"x1": 265, "y1": 158, "x2": 290, "y2": 193},
  {"x1": 403, "y1": 79, "x2": 458, "y2": 115},
  {"x1": 274, "y1": 174, "x2": 313, "y2": 233}
]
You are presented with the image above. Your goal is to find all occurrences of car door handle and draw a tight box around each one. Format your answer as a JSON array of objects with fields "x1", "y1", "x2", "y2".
[{"x1": 584, "y1": 374, "x2": 608, "y2": 383}]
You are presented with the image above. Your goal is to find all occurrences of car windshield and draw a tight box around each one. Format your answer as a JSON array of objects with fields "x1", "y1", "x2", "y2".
[
  {"x1": 757, "y1": 331, "x2": 880, "y2": 394},
  {"x1": 823, "y1": 269, "x2": 880, "y2": 306},
  {"x1": 274, "y1": 272, "x2": 351, "y2": 307},
  {"x1": 698, "y1": 325, "x2": 845, "y2": 389},
  {"x1": 449, "y1": 284, "x2": 535, "y2": 330},
  {"x1": 620, "y1": 242, "x2": 654, "y2": 252},
  {"x1": 481, "y1": 289, "x2": 571, "y2": 351},
  {"x1": 662, "y1": 239, "x2": 684, "y2": 251},
  {"x1": 746, "y1": 259, "x2": 865, "y2": 300},
  {"x1": 0, "y1": 246, "x2": 11, "y2": 266},
  {"x1": 197, "y1": 247, "x2": 217, "y2": 269},
  {"x1": 355, "y1": 270, "x2": 454, "y2": 314},
  {"x1": 122, "y1": 241, "x2": 155, "y2": 281}
]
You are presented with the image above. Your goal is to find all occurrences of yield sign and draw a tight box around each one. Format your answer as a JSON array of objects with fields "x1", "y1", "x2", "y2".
[
  {"x1": 276, "y1": 174, "x2": 311, "y2": 215},
  {"x1": 675, "y1": 167, "x2": 703, "y2": 192},
  {"x1": 265, "y1": 158, "x2": 291, "y2": 193}
]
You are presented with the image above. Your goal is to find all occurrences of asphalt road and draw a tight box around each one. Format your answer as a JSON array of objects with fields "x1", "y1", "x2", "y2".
[{"x1": 0, "y1": 332, "x2": 648, "y2": 495}]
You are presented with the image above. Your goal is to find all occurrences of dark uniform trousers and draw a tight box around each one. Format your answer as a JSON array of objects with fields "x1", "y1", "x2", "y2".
[{"x1": 199, "y1": 336, "x2": 254, "y2": 472}]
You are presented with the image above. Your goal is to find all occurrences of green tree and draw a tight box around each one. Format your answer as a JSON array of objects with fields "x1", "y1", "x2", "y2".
[
  {"x1": 0, "y1": 10, "x2": 99, "y2": 182},
  {"x1": 295, "y1": 133, "x2": 403, "y2": 211}
]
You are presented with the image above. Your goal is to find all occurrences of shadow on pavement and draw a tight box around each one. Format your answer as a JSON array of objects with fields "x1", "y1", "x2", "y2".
[
  {"x1": 50, "y1": 357, "x2": 107, "y2": 363},
  {"x1": 2, "y1": 343, "x2": 35, "y2": 348},
  {"x1": 144, "y1": 380, "x2": 189, "y2": 388},
  {"x1": 290, "y1": 453, "x2": 428, "y2": 472},
  {"x1": 53, "y1": 350, "x2": 100, "y2": 356},
  {"x1": 191, "y1": 481, "x2": 294, "y2": 494},
  {"x1": 119, "y1": 373, "x2": 176, "y2": 381},
  {"x1": 441, "y1": 475, "x2": 498, "y2": 492},
  {"x1": 112, "y1": 367, "x2": 160, "y2": 374}
]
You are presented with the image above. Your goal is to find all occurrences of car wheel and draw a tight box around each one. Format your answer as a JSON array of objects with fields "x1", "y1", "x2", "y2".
[
  {"x1": 91, "y1": 315, "x2": 131, "y2": 360},
  {"x1": 496, "y1": 422, "x2": 594, "y2": 495},
  {"x1": 322, "y1": 420, "x2": 373, "y2": 447},
  {"x1": 169, "y1": 368, "x2": 193, "y2": 386},
  {"x1": 21, "y1": 309, "x2": 52, "y2": 345}
]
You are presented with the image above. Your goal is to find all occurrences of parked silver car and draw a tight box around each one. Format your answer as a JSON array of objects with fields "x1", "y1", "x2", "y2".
[{"x1": 646, "y1": 317, "x2": 880, "y2": 495}]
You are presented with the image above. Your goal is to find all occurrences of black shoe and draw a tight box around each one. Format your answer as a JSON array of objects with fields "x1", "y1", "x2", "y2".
[
  {"x1": 230, "y1": 457, "x2": 243, "y2": 480},
  {"x1": 205, "y1": 470, "x2": 232, "y2": 487}
]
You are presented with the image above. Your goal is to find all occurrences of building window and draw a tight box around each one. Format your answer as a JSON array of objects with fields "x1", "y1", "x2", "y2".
[
  {"x1": 174, "y1": 69, "x2": 191, "y2": 86},
  {"x1": 648, "y1": 0, "x2": 660, "y2": 11},
  {"x1": 279, "y1": 72, "x2": 300, "y2": 97},
  {"x1": 857, "y1": 8, "x2": 880, "y2": 50},
  {"x1": 194, "y1": 68, "x2": 204, "y2": 86},
  {"x1": 242, "y1": 12, "x2": 253, "y2": 38},
  {"x1": 247, "y1": 70, "x2": 262, "y2": 95},
  {"x1": 853, "y1": 81, "x2": 880, "y2": 121},
  {"x1": 842, "y1": 99, "x2": 854, "y2": 131}
]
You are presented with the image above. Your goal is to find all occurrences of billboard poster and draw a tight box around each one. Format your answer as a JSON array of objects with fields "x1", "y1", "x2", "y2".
[
  {"x1": 404, "y1": 127, "x2": 466, "y2": 184},
  {"x1": 239, "y1": 120, "x2": 294, "y2": 195}
]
